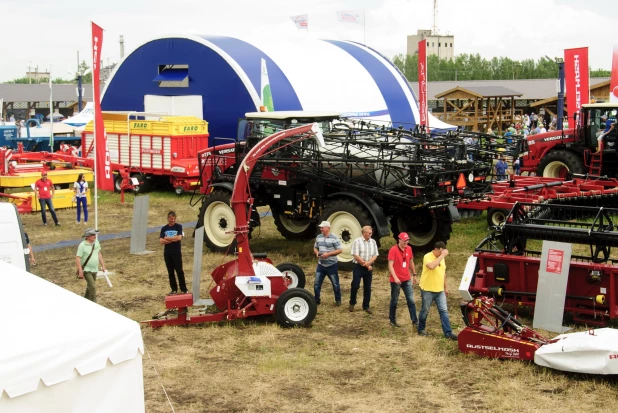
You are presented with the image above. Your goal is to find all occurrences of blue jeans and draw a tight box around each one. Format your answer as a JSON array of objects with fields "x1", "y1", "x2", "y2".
[
  {"x1": 39, "y1": 198, "x2": 58, "y2": 225},
  {"x1": 389, "y1": 280, "x2": 418, "y2": 323},
  {"x1": 418, "y1": 289, "x2": 453, "y2": 337},
  {"x1": 76, "y1": 197, "x2": 88, "y2": 222},
  {"x1": 350, "y1": 264, "x2": 372, "y2": 309},
  {"x1": 314, "y1": 263, "x2": 341, "y2": 304}
]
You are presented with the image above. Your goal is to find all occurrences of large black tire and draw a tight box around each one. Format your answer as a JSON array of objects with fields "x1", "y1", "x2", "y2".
[
  {"x1": 272, "y1": 209, "x2": 317, "y2": 241},
  {"x1": 276, "y1": 263, "x2": 306, "y2": 289},
  {"x1": 322, "y1": 199, "x2": 376, "y2": 271},
  {"x1": 391, "y1": 207, "x2": 452, "y2": 254},
  {"x1": 196, "y1": 189, "x2": 237, "y2": 252},
  {"x1": 113, "y1": 176, "x2": 123, "y2": 193},
  {"x1": 275, "y1": 288, "x2": 317, "y2": 328},
  {"x1": 536, "y1": 150, "x2": 585, "y2": 178},
  {"x1": 487, "y1": 208, "x2": 510, "y2": 227}
]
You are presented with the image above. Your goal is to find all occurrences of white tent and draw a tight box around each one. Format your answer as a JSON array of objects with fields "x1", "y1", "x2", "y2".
[{"x1": 0, "y1": 261, "x2": 145, "y2": 413}]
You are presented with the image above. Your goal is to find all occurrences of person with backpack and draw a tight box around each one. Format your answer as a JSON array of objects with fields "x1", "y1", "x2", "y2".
[{"x1": 73, "y1": 173, "x2": 89, "y2": 224}]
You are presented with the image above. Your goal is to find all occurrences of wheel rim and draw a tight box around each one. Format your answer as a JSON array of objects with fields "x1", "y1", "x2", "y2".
[
  {"x1": 204, "y1": 201, "x2": 236, "y2": 247},
  {"x1": 284, "y1": 297, "x2": 310, "y2": 321},
  {"x1": 278, "y1": 214, "x2": 312, "y2": 233},
  {"x1": 543, "y1": 161, "x2": 569, "y2": 178},
  {"x1": 327, "y1": 211, "x2": 362, "y2": 262},
  {"x1": 398, "y1": 215, "x2": 437, "y2": 247},
  {"x1": 490, "y1": 210, "x2": 507, "y2": 226},
  {"x1": 282, "y1": 270, "x2": 299, "y2": 288}
]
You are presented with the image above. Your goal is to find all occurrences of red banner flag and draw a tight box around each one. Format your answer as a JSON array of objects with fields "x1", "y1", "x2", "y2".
[
  {"x1": 564, "y1": 47, "x2": 590, "y2": 125},
  {"x1": 92, "y1": 22, "x2": 114, "y2": 191},
  {"x1": 418, "y1": 39, "x2": 428, "y2": 130},
  {"x1": 610, "y1": 45, "x2": 618, "y2": 104}
]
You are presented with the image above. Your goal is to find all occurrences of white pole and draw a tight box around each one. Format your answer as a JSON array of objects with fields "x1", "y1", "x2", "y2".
[
  {"x1": 93, "y1": 79, "x2": 98, "y2": 231},
  {"x1": 363, "y1": 9, "x2": 366, "y2": 45},
  {"x1": 49, "y1": 68, "x2": 54, "y2": 151}
]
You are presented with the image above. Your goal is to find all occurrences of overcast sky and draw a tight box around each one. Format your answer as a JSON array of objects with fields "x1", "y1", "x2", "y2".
[{"x1": 1, "y1": 0, "x2": 616, "y2": 82}]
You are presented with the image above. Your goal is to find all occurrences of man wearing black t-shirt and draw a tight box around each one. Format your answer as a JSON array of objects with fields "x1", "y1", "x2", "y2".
[{"x1": 159, "y1": 211, "x2": 188, "y2": 294}]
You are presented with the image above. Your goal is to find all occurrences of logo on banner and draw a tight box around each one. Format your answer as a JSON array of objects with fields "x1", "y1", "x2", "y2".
[
  {"x1": 294, "y1": 16, "x2": 307, "y2": 27},
  {"x1": 337, "y1": 10, "x2": 364, "y2": 24},
  {"x1": 573, "y1": 55, "x2": 581, "y2": 110}
]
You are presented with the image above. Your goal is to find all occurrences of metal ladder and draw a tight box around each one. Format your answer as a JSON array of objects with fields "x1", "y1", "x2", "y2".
[{"x1": 589, "y1": 151, "x2": 603, "y2": 176}]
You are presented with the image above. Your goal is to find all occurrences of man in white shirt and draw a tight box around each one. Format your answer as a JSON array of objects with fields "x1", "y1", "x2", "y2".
[{"x1": 349, "y1": 226, "x2": 378, "y2": 314}]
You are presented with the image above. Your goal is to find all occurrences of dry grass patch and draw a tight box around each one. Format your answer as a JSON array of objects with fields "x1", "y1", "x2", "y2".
[{"x1": 12, "y1": 192, "x2": 618, "y2": 413}]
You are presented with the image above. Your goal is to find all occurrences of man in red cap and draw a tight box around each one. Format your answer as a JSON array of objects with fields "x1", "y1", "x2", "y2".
[
  {"x1": 387, "y1": 232, "x2": 418, "y2": 327},
  {"x1": 34, "y1": 171, "x2": 60, "y2": 226}
]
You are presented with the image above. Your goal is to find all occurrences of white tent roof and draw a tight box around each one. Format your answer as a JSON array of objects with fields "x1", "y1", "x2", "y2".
[{"x1": 0, "y1": 261, "x2": 144, "y2": 399}]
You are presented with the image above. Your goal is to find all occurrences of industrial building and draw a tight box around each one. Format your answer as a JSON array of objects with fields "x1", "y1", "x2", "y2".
[{"x1": 407, "y1": 29, "x2": 455, "y2": 60}]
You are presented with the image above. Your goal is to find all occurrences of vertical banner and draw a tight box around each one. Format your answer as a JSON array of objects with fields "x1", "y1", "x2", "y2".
[
  {"x1": 418, "y1": 39, "x2": 429, "y2": 130},
  {"x1": 564, "y1": 47, "x2": 590, "y2": 124},
  {"x1": 92, "y1": 22, "x2": 114, "y2": 191},
  {"x1": 290, "y1": 14, "x2": 308, "y2": 31},
  {"x1": 610, "y1": 45, "x2": 618, "y2": 104}
]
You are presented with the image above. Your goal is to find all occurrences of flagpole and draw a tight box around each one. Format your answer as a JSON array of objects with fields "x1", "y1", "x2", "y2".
[
  {"x1": 93, "y1": 75, "x2": 98, "y2": 231},
  {"x1": 363, "y1": 9, "x2": 366, "y2": 45},
  {"x1": 49, "y1": 68, "x2": 54, "y2": 151}
]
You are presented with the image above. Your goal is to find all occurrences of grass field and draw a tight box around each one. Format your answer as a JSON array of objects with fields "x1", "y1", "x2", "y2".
[{"x1": 16, "y1": 191, "x2": 618, "y2": 413}]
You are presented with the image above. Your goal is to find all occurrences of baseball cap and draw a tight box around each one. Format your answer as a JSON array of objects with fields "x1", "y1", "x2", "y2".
[
  {"x1": 318, "y1": 221, "x2": 331, "y2": 227},
  {"x1": 41, "y1": 171, "x2": 47, "y2": 176},
  {"x1": 398, "y1": 232, "x2": 410, "y2": 241},
  {"x1": 601, "y1": 115, "x2": 608, "y2": 119}
]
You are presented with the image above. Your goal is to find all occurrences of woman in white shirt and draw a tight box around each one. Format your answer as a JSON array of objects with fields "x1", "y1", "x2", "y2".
[{"x1": 74, "y1": 173, "x2": 89, "y2": 224}]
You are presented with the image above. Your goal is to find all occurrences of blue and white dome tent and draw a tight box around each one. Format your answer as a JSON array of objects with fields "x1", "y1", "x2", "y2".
[{"x1": 102, "y1": 34, "x2": 454, "y2": 143}]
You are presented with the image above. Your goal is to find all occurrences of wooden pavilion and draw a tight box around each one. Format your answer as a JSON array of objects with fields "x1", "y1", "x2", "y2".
[{"x1": 433, "y1": 86, "x2": 523, "y2": 132}]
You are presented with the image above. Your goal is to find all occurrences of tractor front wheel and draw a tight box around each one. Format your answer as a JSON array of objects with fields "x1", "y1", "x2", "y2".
[
  {"x1": 536, "y1": 150, "x2": 585, "y2": 178},
  {"x1": 276, "y1": 288, "x2": 317, "y2": 328}
]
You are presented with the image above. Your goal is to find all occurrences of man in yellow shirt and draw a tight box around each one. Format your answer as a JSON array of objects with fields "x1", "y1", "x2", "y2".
[{"x1": 417, "y1": 241, "x2": 457, "y2": 340}]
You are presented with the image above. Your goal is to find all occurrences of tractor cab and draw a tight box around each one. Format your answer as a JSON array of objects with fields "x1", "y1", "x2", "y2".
[{"x1": 580, "y1": 104, "x2": 618, "y2": 150}]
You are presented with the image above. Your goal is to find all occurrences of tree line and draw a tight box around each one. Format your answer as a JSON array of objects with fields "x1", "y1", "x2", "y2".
[{"x1": 392, "y1": 53, "x2": 611, "y2": 82}]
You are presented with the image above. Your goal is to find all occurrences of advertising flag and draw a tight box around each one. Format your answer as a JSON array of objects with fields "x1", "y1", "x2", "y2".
[
  {"x1": 336, "y1": 10, "x2": 365, "y2": 24},
  {"x1": 564, "y1": 47, "x2": 590, "y2": 124},
  {"x1": 418, "y1": 39, "x2": 428, "y2": 130},
  {"x1": 610, "y1": 45, "x2": 618, "y2": 104},
  {"x1": 92, "y1": 22, "x2": 114, "y2": 191},
  {"x1": 290, "y1": 14, "x2": 308, "y2": 31}
]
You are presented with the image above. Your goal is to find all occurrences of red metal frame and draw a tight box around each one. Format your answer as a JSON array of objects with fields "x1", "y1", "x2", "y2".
[{"x1": 145, "y1": 123, "x2": 319, "y2": 328}]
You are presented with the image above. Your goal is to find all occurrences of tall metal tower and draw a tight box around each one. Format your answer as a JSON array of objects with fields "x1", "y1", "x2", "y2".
[{"x1": 432, "y1": 0, "x2": 438, "y2": 35}]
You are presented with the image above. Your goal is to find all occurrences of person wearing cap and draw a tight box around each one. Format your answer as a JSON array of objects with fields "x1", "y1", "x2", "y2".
[
  {"x1": 387, "y1": 232, "x2": 418, "y2": 327},
  {"x1": 417, "y1": 241, "x2": 457, "y2": 340},
  {"x1": 313, "y1": 221, "x2": 342, "y2": 306},
  {"x1": 75, "y1": 228, "x2": 107, "y2": 303},
  {"x1": 34, "y1": 171, "x2": 60, "y2": 227},
  {"x1": 349, "y1": 225, "x2": 378, "y2": 314}
]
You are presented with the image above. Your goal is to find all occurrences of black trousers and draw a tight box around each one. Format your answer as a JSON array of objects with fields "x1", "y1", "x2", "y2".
[{"x1": 164, "y1": 254, "x2": 187, "y2": 292}]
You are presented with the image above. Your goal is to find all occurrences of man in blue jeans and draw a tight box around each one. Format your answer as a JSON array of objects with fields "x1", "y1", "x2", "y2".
[
  {"x1": 387, "y1": 232, "x2": 418, "y2": 327},
  {"x1": 313, "y1": 221, "x2": 342, "y2": 305},
  {"x1": 418, "y1": 241, "x2": 457, "y2": 340},
  {"x1": 34, "y1": 171, "x2": 60, "y2": 226}
]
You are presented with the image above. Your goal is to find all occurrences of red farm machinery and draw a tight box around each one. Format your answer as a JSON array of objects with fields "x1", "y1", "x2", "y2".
[{"x1": 145, "y1": 123, "x2": 324, "y2": 328}]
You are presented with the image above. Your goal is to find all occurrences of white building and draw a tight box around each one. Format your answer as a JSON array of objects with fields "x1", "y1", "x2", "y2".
[{"x1": 407, "y1": 29, "x2": 455, "y2": 60}]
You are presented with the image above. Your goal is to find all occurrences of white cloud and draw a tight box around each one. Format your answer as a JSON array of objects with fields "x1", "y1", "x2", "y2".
[{"x1": 1, "y1": 0, "x2": 616, "y2": 82}]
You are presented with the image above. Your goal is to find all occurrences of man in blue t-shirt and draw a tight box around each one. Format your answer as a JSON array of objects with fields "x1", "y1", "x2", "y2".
[
  {"x1": 495, "y1": 155, "x2": 508, "y2": 181},
  {"x1": 313, "y1": 221, "x2": 343, "y2": 305},
  {"x1": 159, "y1": 211, "x2": 187, "y2": 294}
]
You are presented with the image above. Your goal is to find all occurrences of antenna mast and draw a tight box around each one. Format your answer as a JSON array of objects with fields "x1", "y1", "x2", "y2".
[{"x1": 432, "y1": 0, "x2": 438, "y2": 35}]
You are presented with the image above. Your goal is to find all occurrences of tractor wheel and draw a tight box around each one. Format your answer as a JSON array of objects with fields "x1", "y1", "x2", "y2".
[
  {"x1": 272, "y1": 209, "x2": 317, "y2": 241},
  {"x1": 197, "y1": 189, "x2": 236, "y2": 252},
  {"x1": 391, "y1": 208, "x2": 452, "y2": 254},
  {"x1": 113, "y1": 176, "x2": 123, "y2": 193},
  {"x1": 275, "y1": 288, "x2": 317, "y2": 328},
  {"x1": 276, "y1": 263, "x2": 306, "y2": 289},
  {"x1": 487, "y1": 208, "x2": 510, "y2": 227},
  {"x1": 322, "y1": 199, "x2": 375, "y2": 271},
  {"x1": 536, "y1": 150, "x2": 585, "y2": 178}
]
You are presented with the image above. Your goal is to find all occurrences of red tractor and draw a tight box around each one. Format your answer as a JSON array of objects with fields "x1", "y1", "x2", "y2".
[{"x1": 519, "y1": 103, "x2": 618, "y2": 178}]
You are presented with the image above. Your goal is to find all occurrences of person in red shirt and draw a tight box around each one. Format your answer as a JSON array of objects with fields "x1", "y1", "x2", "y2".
[
  {"x1": 34, "y1": 171, "x2": 60, "y2": 226},
  {"x1": 387, "y1": 232, "x2": 418, "y2": 327}
]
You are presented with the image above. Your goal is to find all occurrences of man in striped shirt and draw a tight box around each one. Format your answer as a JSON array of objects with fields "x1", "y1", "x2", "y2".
[
  {"x1": 313, "y1": 221, "x2": 343, "y2": 305},
  {"x1": 349, "y1": 226, "x2": 378, "y2": 314}
]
